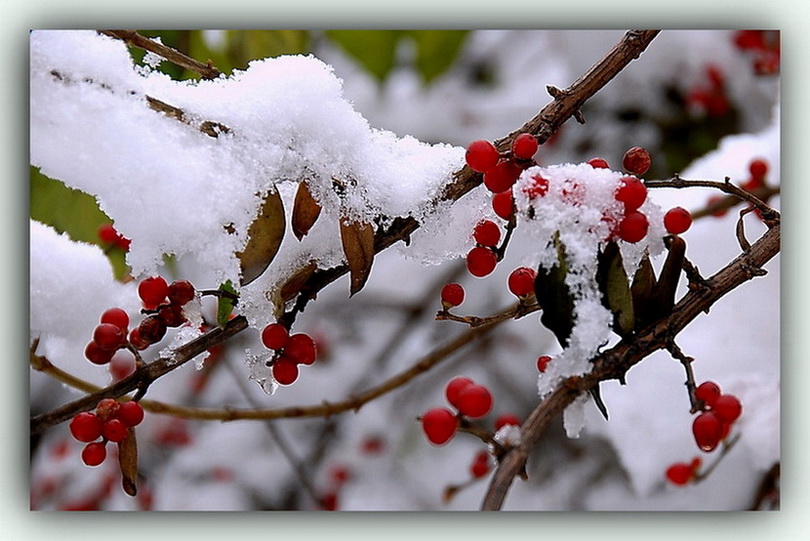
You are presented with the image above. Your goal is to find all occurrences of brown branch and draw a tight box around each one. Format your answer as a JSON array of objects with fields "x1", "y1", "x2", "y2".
[
  {"x1": 481, "y1": 221, "x2": 780, "y2": 510},
  {"x1": 99, "y1": 30, "x2": 222, "y2": 79}
]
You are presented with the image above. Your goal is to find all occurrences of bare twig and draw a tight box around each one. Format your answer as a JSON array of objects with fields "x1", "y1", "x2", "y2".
[{"x1": 99, "y1": 30, "x2": 222, "y2": 79}]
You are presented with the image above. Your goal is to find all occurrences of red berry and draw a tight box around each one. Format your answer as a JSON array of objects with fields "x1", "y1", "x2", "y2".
[
  {"x1": 456, "y1": 384, "x2": 493, "y2": 418},
  {"x1": 586, "y1": 157, "x2": 610, "y2": 169},
  {"x1": 84, "y1": 341, "x2": 114, "y2": 365},
  {"x1": 167, "y1": 280, "x2": 196, "y2": 305},
  {"x1": 109, "y1": 351, "x2": 136, "y2": 382},
  {"x1": 128, "y1": 327, "x2": 150, "y2": 351},
  {"x1": 622, "y1": 146, "x2": 652, "y2": 176},
  {"x1": 695, "y1": 381, "x2": 722, "y2": 409},
  {"x1": 749, "y1": 159, "x2": 768, "y2": 181},
  {"x1": 98, "y1": 223, "x2": 120, "y2": 245},
  {"x1": 261, "y1": 323, "x2": 289, "y2": 350},
  {"x1": 95, "y1": 398, "x2": 120, "y2": 421},
  {"x1": 158, "y1": 303, "x2": 187, "y2": 328},
  {"x1": 100, "y1": 307, "x2": 129, "y2": 332},
  {"x1": 421, "y1": 407, "x2": 458, "y2": 445},
  {"x1": 511, "y1": 133, "x2": 538, "y2": 160},
  {"x1": 93, "y1": 323, "x2": 125, "y2": 351},
  {"x1": 69, "y1": 412, "x2": 103, "y2": 442},
  {"x1": 81, "y1": 442, "x2": 107, "y2": 467},
  {"x1": 692, "y1": 411, "x2": 724, "y2": 452},
  {"x1": 473, "y1": 219, "x2": 501, "y2": 247},
  {"x1": 272, "y1": 358, "x2": 300, "y2": 385},
  {"x1": 615, "y1": 176, "x2": 647, "y2": 211},
  {"x1": 465, "y1": 140, "x2": 500, "y2": 173},
  {"x1": 138, "y1": 315, "x2": 167, "y2": 344},
  {"x1": 445, "y1": 376, "x2": 475, "y2": 409},
  {"x1": 707, "y1": 195, "x2": 729, "y2": 217},
  {"x1": 536, "y1": 355, "x2": 552, "y2": 373},
  {"x1": 470, "y1": 450, "x2": 491, "y2": 478},
  {"x1": 664, "y1": 207, "x2": 692, "y2": 235},
  {"x1": 284, "y1": 333, "x2": 317, "y2": 365},
  {"x1": 523, "y1": 173, "x2": 549, "y2": 199},
  {"x1": 713, "y1": 394, "x2": 743, "y2": 423},
  {"x1": 330, "y1": 465, "x2": 352, "y2": 485},
  {"x1": 102, "y1": 418, "x2": 128, "y2": 443},
  {"x1": 138, "y1": 276, "x2": 169, "y2": 309},
  {"x1": 483, "y1": 160, "x2": 522, "y2": 193},
  {"x1": 617, "y1": 211, "x2": 649, "y2": 243},
  {"x1": 665, "y1": 462, "x2": 694, "y2": 486},
  {"x1": 494, "y1": 414, "x2": 521, "y2": 431},
  {"x1": 440, "y1": 283, "x2": 465, "y2": 309},
  {"x1": 491, "y1": 190, "x2": 515, "y2": 220},
  {"x1": 466, "y1": 247, "x2": 498, "y2": 278},
  {"x1": 118, "y1": 401, "x2": 145, "y2": 427},
  {"x1": 507, "y1": 267, "x2": 536, "y2": 298}
]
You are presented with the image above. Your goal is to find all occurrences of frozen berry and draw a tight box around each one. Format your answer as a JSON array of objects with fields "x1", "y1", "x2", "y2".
[
  {"x1": 713, "y1": 394, "x2": 742, "y2": 423},
  {"x1": 95, "y1": 398, "x2": 120, "y2": 421},
  {"x1": 507, "y1": 267, "x2": 537, "y2": 298},
  {"x1": 81, "y1": 442, "x2": 107, "y2": 467},
  {"x1": 622, "y1": 146, "x2": 652, "y2": 176},
  {"x1": 284, "y1": 333, "x2": 317, "y2": 365},
  {"x1": 483, "y1": 160, "x2": 522, "y2": 193},
  {"x1": 664, "y1": 207, "x2": 692, "y2": 235},
  {"x1": 695, "y1": 381, "x2": 722, "y2": 409},
  {"x1": 138, "y1": 315, "x2": 167, "y2": 344},
  {"x1": 445, "y1": 376, "x2": 475, "y2": 409},
  {"x1": 473, "y1": 220, "x2": 501, "y2": 247},
  {"x1": 492, "y1": 190, "x2": 515, "y2": 221},
  {"x1": 465, "y1": 140, "x2": 500, "y2": 173},
  {"x1": 494, "y1": 414, "x2": 521, "y2": 431},
  {"x1": 93, "y1": 323, "x2": 125, "y2": 351},
  {"x1": 84, "y1": 341, "x2": 114, "y2": 365},
  {"x1": 440, "y1": 283, "x2": 465, "y2": 309},
  {"x1": 536, "y1": 355, "x2": 552, "y2": 373},
  {"x1": 466, "y1": 247, "x2": 498, "y2": 278},
  {"x1": 523, "y1": 173, "x2": 549, "y2": 199},
  {"x1": 100, "y1": 307, "x2": 129, "y2": 332},
  {"x1": 118, "y1": 401, "x2": 145, "y2": 427},
  {"x1": 261, "y1": 323, "x2": 289, "y2": 351},
  {"x1": 167, "y1": 280, "x2": 196, "y2": 305},
  {"x1": 272, "y1": 359, "x2": 299, "y2": 385},
  {"x1": 128, "y1": 327, "x2": 150, "y2": 351},
  {"x1": 511, "y1": 133, "x2": 538, "y2": 160},
  {"x1": 421, "y1": 407, "x2": 458, "y2": 446},
  {"x1": 586, "y1": 157, "x2": 610, "y2": 169},
  {"x1": 69, "y1": 412, "x2": 103, "y2": 443},
  {"x1": 617, "y1": 211, "x2": 649, "y2": 243},
  {"x1": 692, "y1": 411, "x2": 724, "y2": 452},
  {"x1": 102, "y1": 418, "x2": 128, "y2": 443},
  {"x1": 456, "y1": 384, "x2": 493, "y2": 418},
  {"x1": 138, "y1": 276, "x2": 169, "y2": 309},
  {"x1": 615, "y1": 176, "x2": 647, "y2": 211}
]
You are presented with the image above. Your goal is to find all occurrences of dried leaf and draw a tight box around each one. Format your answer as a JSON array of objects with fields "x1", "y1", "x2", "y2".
[
  {"x1": 589, "y1": 384, "x2": 609, "y2": 420},
  {"x1": 534, "y1": 233, "x2": 576, "y2": 348},
  {"x1": 652, "y1": 235, "x2": 686, "y2": 316},
  {"x1": 238, "y1": 189, "x2": 286, "y2": 286},
  {"x1": 118, "y1": 427, "x2": 138, "y2": 497},
  {"x1": 291, "y1": 182, "x2": 322, "y2": 241},
  {"x1": 596, "y1": 241, "x2": 635, "y2": 337},
  {"x1": 279, "y1": 261, "x2": 318, "y2": 302},
  {"x1": 630, "y1": 254, "x2": 658, "y2": 330},
  {"x1": 340, "y1": 220, "x2": 375, "y2": 296}
]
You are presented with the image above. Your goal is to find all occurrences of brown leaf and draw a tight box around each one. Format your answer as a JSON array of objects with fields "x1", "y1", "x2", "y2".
[
  {"x1": 291, "y1": 182, "x2": 322, "y2": 241},
  {"x1": 279, "y1": 261, "x2": 318, "y2": 302},
  {"x1": 339, "y1": 219, "x2": 375, "y2": 296},
  {"x1": 118, "y1": 427, "x2": 138, "y2": 497},
  {"x1": 652, "y1": 235, "x2": 686, "y2": 316},
  {"x1": 238, "y1": 189, "x2": 286, "y2": 286},
  {"x1": 630, "y1": 254, "x2": 658, "y2": 330}
]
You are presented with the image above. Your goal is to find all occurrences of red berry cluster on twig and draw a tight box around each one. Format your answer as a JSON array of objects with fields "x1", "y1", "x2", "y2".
[
  {"x1": 260, "y1": 323, "x2": 317, "y2": 385},
  {"x1": 420, "y1": 376, "x2": 494, "y2": 446},
  {"x1": 691, "y1": 380, "x2": 743, "y2": 452},
  {"x1": 69, "y1": 399, "x2": 144, "y2": 467}
]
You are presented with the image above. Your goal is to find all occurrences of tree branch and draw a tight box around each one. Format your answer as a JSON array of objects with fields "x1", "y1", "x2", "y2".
[{"x1": 99, "y1": 30, "x2": 222, "y2": 79}]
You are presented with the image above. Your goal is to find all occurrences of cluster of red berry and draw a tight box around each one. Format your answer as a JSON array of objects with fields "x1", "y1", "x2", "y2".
[
  {"x1": 686, "y1": 65, "x2": 730, "y2": 118},
  {"x1": 260, "y1": 323, "x2": 317, "y2": 385},
  {"x1": 665, "y1": 456, "x2": 702, "y2": 486},
  {"x1": 691, "y1": 381, "x2": 743, "y2": 452},
  {"x1": 469, "y1": 449, "x2": 491, "y2": 479},
  {"x1": 69, "y1": 398, "x2": 145, "y2": 466},
  {"x1": 733, "y1": 30, "x2": 780, "y2": 76},
  {"x1": 421, "y1": 376, "x2": 494, "y2": 445},
  {"x1": 97, "y1": 223, "x2": 131, "y2": 251},
  {"x1": 707, "y1": 157, "x2": 770, "y2": 218}
]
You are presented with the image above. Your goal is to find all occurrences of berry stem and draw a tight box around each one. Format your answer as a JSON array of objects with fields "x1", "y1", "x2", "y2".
[
  {"x1": 692, "y1": 433, "x2": 742, "y2": 483},
  {"x1": 666, "y1": 340, "x2": 702, "y2": 413}
]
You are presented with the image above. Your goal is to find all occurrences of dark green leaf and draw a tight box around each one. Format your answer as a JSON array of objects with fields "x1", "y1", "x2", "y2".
[
  {"x1": 596, "y1": 241, "x2": 635, "y2": 337},
  {"x1": 325, "y1": 30, "x2": 401, "y2": 82},
  {"x1": 405, "y1": 30, "x2": 468, "y2": 85},
  {"x1": 217, "y1": 280, "x2": 238, "y2": 327},
  {"x1": 534, "y1": 233, "x2": 576, "y2": 348},
  {"x1": 238, "y1": 189, "x2": 286, "y2": 286}
]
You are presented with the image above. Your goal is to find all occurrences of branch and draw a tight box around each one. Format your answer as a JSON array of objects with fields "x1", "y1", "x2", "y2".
[
  {"x1": 99, "y1": 30, "x2": 222, "y2": 79},
  {"x1": 481, "y1": 221, "x2": 780, "y2": 510}
]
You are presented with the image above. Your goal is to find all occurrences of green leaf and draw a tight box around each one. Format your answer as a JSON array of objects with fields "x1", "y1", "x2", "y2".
[
  {"x1": 534, "y1": 233, "x2": 576, "y2": 348},
  {"x1": 405, "y1": 30, "x2": 468, "y2": 84},
  {"x1": 596, "y1": 241, "x2": 635, "y2": 337},
  {"x1": 325, "y1": 30, "x2": 401, "y2": 82},
  {"x1": 217, "y1": 280, "x2": 238, "y2": 327}
]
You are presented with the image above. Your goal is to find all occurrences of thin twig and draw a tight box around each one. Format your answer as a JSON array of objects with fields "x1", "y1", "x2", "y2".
[{"x1": 99, "y1": 30, "x2": 222, "y2": 79}]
